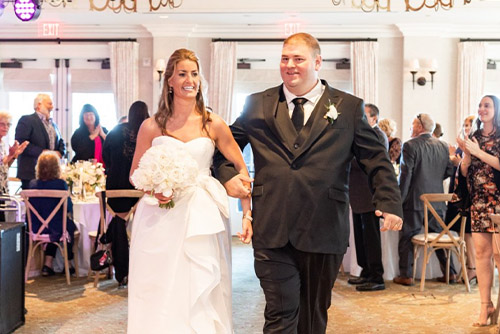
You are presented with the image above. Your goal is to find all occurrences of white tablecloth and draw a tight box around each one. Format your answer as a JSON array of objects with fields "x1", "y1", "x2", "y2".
[{"x1": 343, "y1": 209, "x2": 460, "y2": 280}]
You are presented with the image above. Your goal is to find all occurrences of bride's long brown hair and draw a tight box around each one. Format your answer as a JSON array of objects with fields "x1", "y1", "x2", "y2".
[{"x1": 155, "y1": 48, "x2": 211, "y2": 136}]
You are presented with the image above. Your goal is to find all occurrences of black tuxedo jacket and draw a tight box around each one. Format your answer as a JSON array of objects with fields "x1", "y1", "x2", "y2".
[
  {"x1": 399, "y1": 133, "x2": 453, "y2": 212},
  {"x1": 15, "y1": 113, "x2": 66, "y2": 180},
  {"x1": 215, "y1": 81, "x2": 402, "y2": 254}
]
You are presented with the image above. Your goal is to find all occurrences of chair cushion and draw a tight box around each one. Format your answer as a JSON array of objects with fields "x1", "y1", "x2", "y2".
[{"x1": 412, "y1": 231, "x2": 459, "y2": 243}]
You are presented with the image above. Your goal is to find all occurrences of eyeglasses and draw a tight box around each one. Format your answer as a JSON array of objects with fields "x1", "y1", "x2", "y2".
[
  {"x1": 0, "y1": 122, "x2": 12, "y2": 128},
  {"x1": 416, "y1": 114, "x2": 424, "y2": 127}
]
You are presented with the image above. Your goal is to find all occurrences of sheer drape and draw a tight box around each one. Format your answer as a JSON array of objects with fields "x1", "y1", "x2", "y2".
[
  {"x1": 456, "y1": 42, "x2": 486, "y2": 130},
  {"x1": 351, "y1": 41, "x2": 378, "y2": 105},
  {"x1": 109, "y1": 42, "x2": 139, "y2": 121},
  {"x1": 209, "y1": 42, "x2": 236, "y2": 123}
]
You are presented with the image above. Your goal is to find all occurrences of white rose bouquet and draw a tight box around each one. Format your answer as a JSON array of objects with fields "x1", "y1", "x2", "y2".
[{"x1": 130, "y1": 144, "x2": 199, "y2": 209}]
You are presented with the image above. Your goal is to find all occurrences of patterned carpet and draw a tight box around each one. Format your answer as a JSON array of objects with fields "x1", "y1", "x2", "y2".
[{"x1": 16, "y1": 239, "x2": 499, "y2": 334}]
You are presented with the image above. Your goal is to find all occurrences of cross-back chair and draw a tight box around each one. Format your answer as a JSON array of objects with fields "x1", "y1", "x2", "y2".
[
  {"x1": 21, "y1": 189, "x2": 80, "y2": 285},
  {"x1": 88, "y1": 189, "x2": 143, "y2": 287},
  {"x1": 412, "y1": 193, "x2": 470, "y2": 292}
]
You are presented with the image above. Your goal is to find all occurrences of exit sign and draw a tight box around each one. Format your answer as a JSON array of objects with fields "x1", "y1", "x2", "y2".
[{"x1": 38, "y1": 22, "x2": 62, "y2": 38}]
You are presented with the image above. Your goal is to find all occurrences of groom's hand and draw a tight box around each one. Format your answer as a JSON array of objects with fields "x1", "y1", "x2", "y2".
[
  {"x1": 224, "y1": 174, "x2": 253, "y2": 198},
  {"x1": 376, "y1": 210, "x2": 403, "y2": 231}
]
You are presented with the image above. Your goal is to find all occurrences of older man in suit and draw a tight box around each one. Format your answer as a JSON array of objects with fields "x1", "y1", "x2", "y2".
[
  {"x1": 215, "y1": 33, "x2": 403, "y2": 334},
  {"x1": 393, "y1": 113, "x2": 455, "y2": 286},
  {"x1": 348, "y1": 103, "x2": 390, "y2": 292},
  {"x1": 15, "y1": 94, "x2": 66, "y2": 189}
]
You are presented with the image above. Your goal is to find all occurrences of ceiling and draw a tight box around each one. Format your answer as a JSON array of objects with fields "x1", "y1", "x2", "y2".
[{"x1": 1, "y1": 0, "x2": 500, "y2": 38}]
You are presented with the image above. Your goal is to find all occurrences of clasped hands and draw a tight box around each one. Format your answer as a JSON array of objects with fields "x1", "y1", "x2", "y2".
[
  {"x1": 224, "y1": 174, "x2": 253, "y2": 244},
  {"x1": 376, "y1": 210, "x2": 403, "y2": 231}
]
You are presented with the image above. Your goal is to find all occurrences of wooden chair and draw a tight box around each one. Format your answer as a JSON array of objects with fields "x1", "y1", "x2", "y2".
[
  {"x1": 88, "y1": 189, "x2": 143, "y2": 287},
  {"x1": 411, "y1": 193, "x2": 470, "y2": 292},
  {"x1": 21, "y1": 189, "x2": 80, "y2": 285}
]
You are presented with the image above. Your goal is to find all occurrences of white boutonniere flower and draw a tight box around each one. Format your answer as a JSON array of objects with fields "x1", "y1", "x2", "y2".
[{"x1": 324, "y1": 101, "x2": 340, "y2": 124}]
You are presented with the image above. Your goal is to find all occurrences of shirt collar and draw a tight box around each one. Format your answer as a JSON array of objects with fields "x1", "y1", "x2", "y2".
[
  {"x1": 36, "y1": 111, "x2": 51, "y2": 122},
  {"x1": 282, "y1": 79, "x2": 323, "y2": 106}
]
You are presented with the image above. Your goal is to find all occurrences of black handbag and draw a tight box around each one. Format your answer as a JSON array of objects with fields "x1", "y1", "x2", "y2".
[
  {"x1": 90, "y1": 249, "x2": 112, "y2": 271},
  {"x1": 90, "y1": 191, "x2": 112, "y2": 271}
]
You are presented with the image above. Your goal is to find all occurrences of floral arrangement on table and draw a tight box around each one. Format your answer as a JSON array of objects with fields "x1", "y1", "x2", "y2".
[
  {"x1": 131, "y1": 144, "x2": 198, "y2": 209},
  {"x1": 61, "y1": 160, "x2": 106, "y2": 198}
]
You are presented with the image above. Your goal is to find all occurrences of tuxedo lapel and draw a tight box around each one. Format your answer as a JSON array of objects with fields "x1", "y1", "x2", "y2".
[
  {"x1": 295, "y1": 82, "x2": 343, "y2": 157},
  {"x1": 263, "y1": 86, "x2": 295, "y2": 153}
]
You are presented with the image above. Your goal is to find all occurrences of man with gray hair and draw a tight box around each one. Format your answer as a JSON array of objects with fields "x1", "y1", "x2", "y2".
[
  {"x1": 15, "y1": 94, "x2": 66, "y2": 189},
  {"x1": 393, "y1": 113, "x2": 456, "y2": 286}
]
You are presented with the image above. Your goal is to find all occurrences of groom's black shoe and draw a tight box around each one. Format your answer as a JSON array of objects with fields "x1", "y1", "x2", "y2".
[
  {"x1": 347, "y1": 276, "x2": 367, "y2": 285},
  {"x1": 356, "y1": 282, "x2": 385, "y2": 292}
]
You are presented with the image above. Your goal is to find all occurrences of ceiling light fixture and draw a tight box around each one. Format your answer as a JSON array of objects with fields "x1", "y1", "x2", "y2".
[
  {"x1": 14, "y1": 0, "x2": 41, "y2": 21},
  {"x1": 44, "y1": 0, "x2": 71, "y2": 7},
  {"x1": 89, "y1": 0, "x2": 136, "y2": 13},
  {"x1": 405, "y1": 0, "x2": 455, "y2": 11},
  {"x1": 149, "y1": 0, "x2": 182, "y2": 11},
  {"x1": 352, "y1": 0, "x2": 391, "y2": 12}
]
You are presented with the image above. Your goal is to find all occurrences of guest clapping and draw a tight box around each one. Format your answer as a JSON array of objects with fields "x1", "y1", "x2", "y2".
[
  {"x1": 0, "y1": 110, "x2": 28, "y2": 195},
  {"x1": 458, "y1": 95, "x2": 500, "y2": 327},
  {"x1": 71, "y1": 104, "x2": 107, "y2": 163}
]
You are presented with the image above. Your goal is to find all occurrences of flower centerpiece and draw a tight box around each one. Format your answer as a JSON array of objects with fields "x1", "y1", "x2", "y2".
[
  {"x1": 130, "y1": 144, "x2": 199, "y2": 209},
  {"x1": 62, "y1": 160, "x2": 106, "y2": 198}
]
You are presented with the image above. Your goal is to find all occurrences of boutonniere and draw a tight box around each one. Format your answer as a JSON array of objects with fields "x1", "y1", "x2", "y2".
[{"x1": 324, "y1": 100, "x2": 341, "y2": 125}]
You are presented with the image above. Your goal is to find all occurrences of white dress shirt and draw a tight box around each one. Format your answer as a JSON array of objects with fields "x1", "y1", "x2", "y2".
[{"x1": 282, "y1": 80, "x2": 325, "y2": 126}]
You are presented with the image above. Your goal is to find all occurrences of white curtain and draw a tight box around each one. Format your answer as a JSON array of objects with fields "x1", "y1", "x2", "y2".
[
  {"x1": 109, "y1": 42, "x2": 139, "y2": 120},
  {"x1": 209, "y1": 42, "x2": 237, "y2": 123},
  {"x1": 456, "y1": 42, "x2": 486, "y2": 131},
  {"x1": 351, "y1": 41, "x2": 378, "y2": 105}
]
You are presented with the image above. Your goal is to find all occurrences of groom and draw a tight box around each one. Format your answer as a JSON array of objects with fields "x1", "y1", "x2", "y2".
[{"x1": 215, "y1": 33, "x2": 403, "y2": 333}]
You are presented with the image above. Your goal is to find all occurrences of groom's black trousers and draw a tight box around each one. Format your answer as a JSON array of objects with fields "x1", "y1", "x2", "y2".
[{"x1": 254, "y1": 243, "x2": 344, "y2": 334}]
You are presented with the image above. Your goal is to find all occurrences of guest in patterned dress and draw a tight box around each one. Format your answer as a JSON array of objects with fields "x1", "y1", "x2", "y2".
[
  {"x1": 379, "y1": 118, "x2": 402, "y2": 164},
  {"x1": 0, "y1": 111, "x2": 28, "y2": 220},
  {"x1": 458, "y1": 95, "x2": 500, "y2": 327}
]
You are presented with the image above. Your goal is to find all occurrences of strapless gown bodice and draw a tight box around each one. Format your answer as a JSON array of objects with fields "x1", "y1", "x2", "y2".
[{"x1": 128, "y1": 136, "x2": 232, "y2": 334}]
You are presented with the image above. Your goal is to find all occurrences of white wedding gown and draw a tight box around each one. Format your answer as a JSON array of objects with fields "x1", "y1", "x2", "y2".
[{"x1": 128, "y1": 136, "x2": 232, "y2": 334}]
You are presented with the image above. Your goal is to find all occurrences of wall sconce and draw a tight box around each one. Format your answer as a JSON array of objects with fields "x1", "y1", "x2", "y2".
[
  {"x1": 409, "y1": 58, "x2": 438, "y2": 90},
  {"x1": 155, "y1": 59, "x2": 166, "y2": 83}
]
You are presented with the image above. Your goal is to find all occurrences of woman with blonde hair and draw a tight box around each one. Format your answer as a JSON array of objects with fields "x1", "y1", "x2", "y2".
[
  {"x1": 379, "y1": 118, "x2": 401, "y2": 164},
  {"x1": 128, "y1": 48, "x2": 251, "y2": 333}
]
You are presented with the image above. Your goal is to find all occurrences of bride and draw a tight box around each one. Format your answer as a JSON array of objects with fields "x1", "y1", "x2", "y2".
[{"x1": 128, "y1": 48, "x2": 252, "y2": 333}]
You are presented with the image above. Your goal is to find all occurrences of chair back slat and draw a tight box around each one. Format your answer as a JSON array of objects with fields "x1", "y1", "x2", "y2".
[
  {"x1": 421, "y1": 193, "x2": 461, "y2": 249},
  {"x1": 21, "y1": 190, "x2": 69, "y2": 241},
  {"x1": 95, "y1": 190, "x2": 144, "y2": 241}
]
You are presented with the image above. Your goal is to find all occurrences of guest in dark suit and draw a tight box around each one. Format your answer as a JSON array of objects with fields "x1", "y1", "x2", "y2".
[
  {"x1": 393, "y1": 113, "x2": 455, "y2": 286},
  {"x1": 348, "y1": 103, "x2": 389, "y2": 292},
  {"x1": 70, "y1": 104, "x2": 108, "y2": 163},
  {"x1": 214, "y1": 33, "x2": 403, "y2": 334},
  {"x1": 15, "y1": 94, "x2": 66, "y2": 190},
  {"x1": 29, "y1": 151, "x2": 76, "y2": 276},
  {"x1": 102, "y1": 101, "x2": 149, "y2": 288}
]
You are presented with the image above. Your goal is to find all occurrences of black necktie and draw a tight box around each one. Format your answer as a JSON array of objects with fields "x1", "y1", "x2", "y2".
[{"x1": 291, "y1": 97, "x2": 307, "y2": 133}]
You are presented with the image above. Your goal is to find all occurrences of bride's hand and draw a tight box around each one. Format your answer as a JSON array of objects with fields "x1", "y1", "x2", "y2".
[
  {"x1": 238, "y1": 210, "x2": 253, "y2": 244},
  {"x1": 154, "y1": 192, "x2": 174, "y2": 205}
]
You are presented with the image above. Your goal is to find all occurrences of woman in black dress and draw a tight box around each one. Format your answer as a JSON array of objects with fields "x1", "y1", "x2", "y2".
[
  {"x1": 458, "y1": 95, "x2": 500, "y2": 327},
  {"x1": 71, "y1": 104, "x2": 108, "y2": 163},
  {"x1": 101, "y1": 101, "x2": 149, "y2": 287}
]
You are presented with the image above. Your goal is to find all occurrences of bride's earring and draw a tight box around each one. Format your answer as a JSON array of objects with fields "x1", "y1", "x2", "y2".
[{"x1": 168, "y1": 86, "x2": 173, "y2": 94}]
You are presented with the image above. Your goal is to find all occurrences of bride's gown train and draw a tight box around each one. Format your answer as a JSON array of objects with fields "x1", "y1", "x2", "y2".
[{"x1": 128, "y1": 136, "x2": 232, "y2": 334}]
